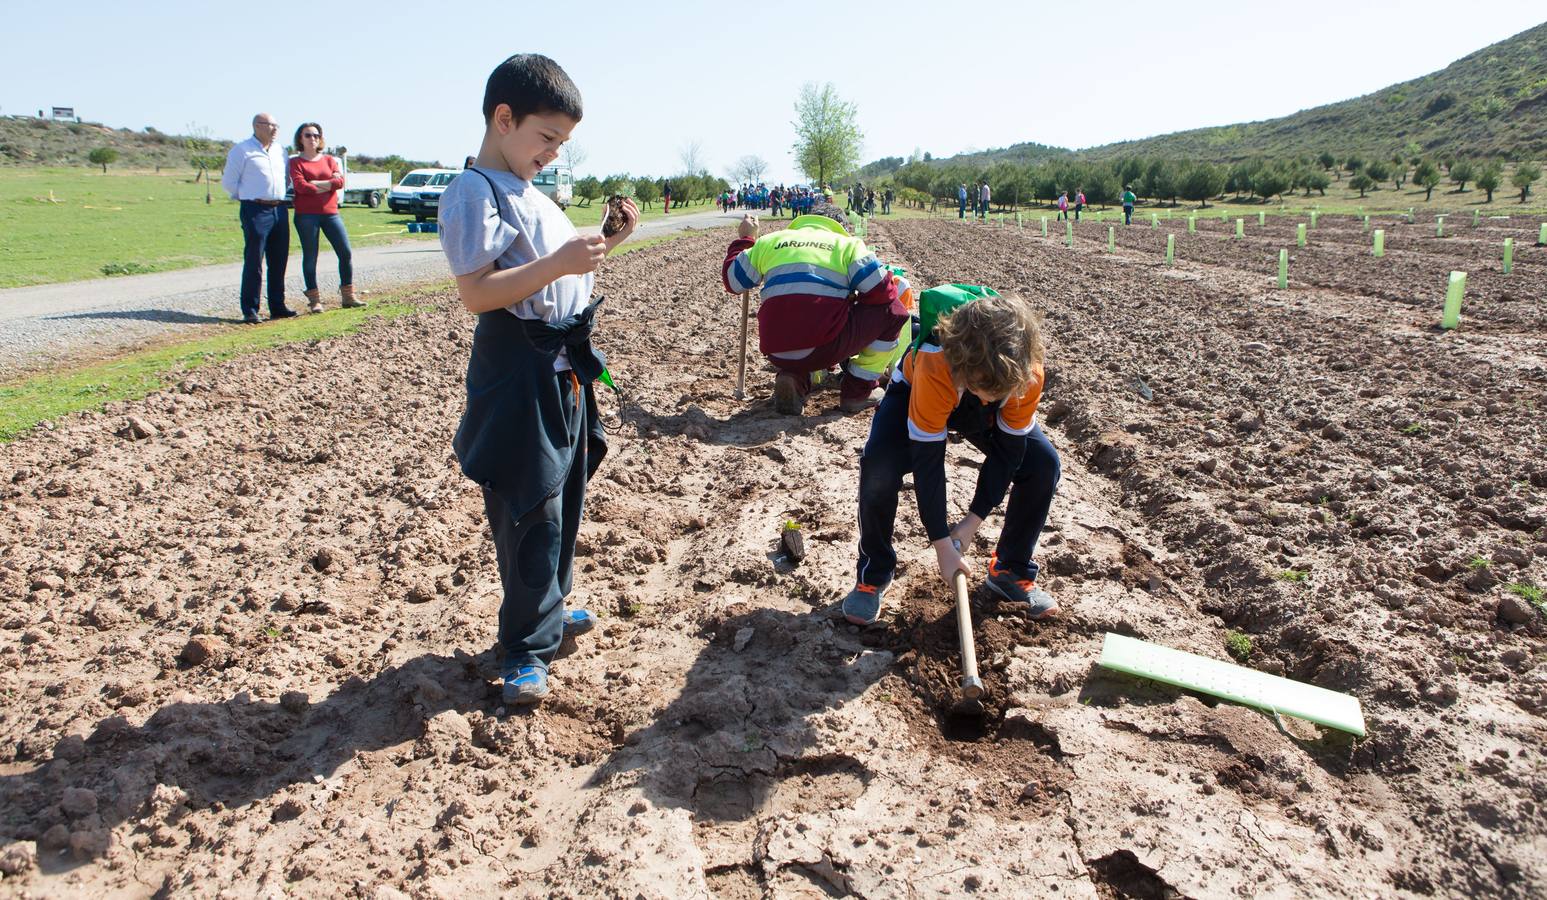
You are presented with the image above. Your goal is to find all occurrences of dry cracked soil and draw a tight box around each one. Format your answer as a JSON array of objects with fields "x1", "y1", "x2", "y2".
[{"x1": 0, "y1": 213, "x2": 1544, "y2": 898}]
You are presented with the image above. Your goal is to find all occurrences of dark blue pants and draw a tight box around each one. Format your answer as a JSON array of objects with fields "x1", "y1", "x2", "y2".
[
  {"x1": 855, "y1": 382, "x2": 1061, "y2": 588},
  {"x1": 482, "y1": 372, "x2": 601, "y2": 672},
  {"x1": 958, "y1": 199, "x2": 966, "y2": 218},
  {"x1": 1124, "y1": 204, "x2": 1133, "y2": 225},
  {"x1": 294, "y1": 212, "x2": 353, "y2": 291},
  {"x1": 239, "y1": 201, "x2": 290, "y2": 317}
]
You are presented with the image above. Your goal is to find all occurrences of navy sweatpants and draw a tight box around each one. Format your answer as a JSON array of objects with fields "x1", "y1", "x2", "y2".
[
  {"x1": 855, "y1": 381, "x2": 1061, "y2": 588},
  {"x1": 482, "y1": 372, "x2": 604, "y2": 671}
]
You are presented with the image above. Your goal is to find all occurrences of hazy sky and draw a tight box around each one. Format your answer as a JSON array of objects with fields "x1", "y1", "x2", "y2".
[{"x1": 5, "y1": 2, "x2": 1541, "y2": 183}]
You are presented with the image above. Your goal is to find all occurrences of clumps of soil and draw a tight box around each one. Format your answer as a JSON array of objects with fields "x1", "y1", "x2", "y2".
[{"x1": 602, "y1": 195, "x2": 629, "y2": 237}]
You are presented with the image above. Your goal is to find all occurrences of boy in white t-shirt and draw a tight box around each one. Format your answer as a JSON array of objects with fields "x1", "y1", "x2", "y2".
[{"x1": 439, "y1": 53, "x2": 639, "y2": 705}]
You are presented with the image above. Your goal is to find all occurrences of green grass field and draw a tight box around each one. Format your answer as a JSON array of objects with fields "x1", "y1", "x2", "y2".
[{"x1": 0, "y1": 167, "x2": 724, "y2": 288}]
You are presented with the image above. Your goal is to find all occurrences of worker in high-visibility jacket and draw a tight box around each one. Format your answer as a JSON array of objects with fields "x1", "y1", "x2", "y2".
[{"x1": 721, "y1": 206, "x2": 908, "y2": 415}]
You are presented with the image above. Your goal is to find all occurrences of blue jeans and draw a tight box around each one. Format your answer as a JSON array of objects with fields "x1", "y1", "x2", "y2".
[
  {"x1": 1124, "y1": 204, "x2": 1133, "y2": 225},
  {"x1": 294, "y1": 213, "x2": 353, "y2": 291},
  {"x1": 958, "y1": 198, "x2": 966, "y2": 218},
  {"x1": 238, "y1": 202, "x2": 290, "y2": 317},
  {"x1": 855, "y1": 382, "x2": 1061, "y2": 587}
]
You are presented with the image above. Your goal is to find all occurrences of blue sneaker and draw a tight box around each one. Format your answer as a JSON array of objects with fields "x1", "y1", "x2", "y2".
[
  {"x1": 503, "y1": 664, "x2": 550, "y2": 705},
  {"x1": 841, "y1": 581, "x2": 889, "y2": 626},
  {"x1": 562, "y1": 608, "x2": 596, "y2": 638},
  {"x1": 985, "y1": 554, "x2": 1060, "y2": 620}
]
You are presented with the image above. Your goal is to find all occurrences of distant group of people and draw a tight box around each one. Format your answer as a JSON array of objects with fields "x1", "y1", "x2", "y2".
[
  {"x1": 220, "y1": 114, "x2": 367, "y2": 323},
  {"x1": 847, "y1": 183, "x2": 895, "y2": 217},
  {"x1": 957, "y1": 182, "x2": 992, "y2": 219},
  {"x1": 719, "y1": 184, "x2": 825, "y2": 218}
]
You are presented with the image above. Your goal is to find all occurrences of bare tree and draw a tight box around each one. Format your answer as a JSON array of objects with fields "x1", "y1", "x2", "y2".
[
  {"x1": 561, "y1": 142, "x2": 587, "y2": 174},
  {"x1": 731, "y1": 154, "x2": 769, "y2": 185},
  {"x1": 678, "y1": 140, "x2": 706, "y2": 174}
]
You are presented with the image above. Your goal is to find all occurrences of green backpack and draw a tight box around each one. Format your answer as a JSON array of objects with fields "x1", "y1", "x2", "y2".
[{"x1": 912, "y1": 283, "x2": 999, "y2": 350}]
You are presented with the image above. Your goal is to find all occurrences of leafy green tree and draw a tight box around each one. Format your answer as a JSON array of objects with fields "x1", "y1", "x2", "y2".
[
  {"x1": 1344, "y1": 155, "x2": 1364, "y2": 174},
  {"x1": 1317, "y1": 151, "x2": 1337, "y2": 172},
  {"x1": 792, "y1": 82, "x2": 862, "y2": 189},
  {"x1": 1227, "y1": 159, "x2": 1262, "y2": 198},
  {"x1": 1141, "y1": 159, "x2": 1178, "y2": 206},
  {"x1": 1349, "y1": 173, "x2": 1375, "y2": 198},
  {"x1": 574, "y1": 175, "x2": 602, "y2": 207},
  {"x1": 1475, "y1": 161, "x2": 1504, "y2": 203},
  {"x1": 1178, "y1": 162, "x2": 1225, "y2": 208},
  {"x1": 599, "y1": 173, "x2": 632, "y2": 199},
  {"x1": 1082, "y1": 167, "x2": 1121, "y2": 206},
  {"x1": 88, "y1": 147, "x2": 119, "y2": 173},
  {"x1": 1448, "y1": 159, "x2": 1476, "y2": 192},
  {"x1": 632, "y1": 177, "x2": 660, "y2": 209},
  {"x1": 1403, "y1": 142, "x2": 1423, "y2": 166},
  {"x1": 1513, "y1": 161, "x2": 1541, "y2": 203},
  {"x1": 1252, "y1": 168, "x2": 1291, "y2": 202},
  {"x1": 1414, "y1": 161, "x2": 1442, "y2": 201},
  {"x1": 1365, "y1": 160, "x2": 1390, "y2": 186},
  {"x1": 1302, "y1": 169, "x2": 1330, "y2": 197}
]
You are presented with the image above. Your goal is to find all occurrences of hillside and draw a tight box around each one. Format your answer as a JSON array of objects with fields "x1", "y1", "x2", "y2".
[
  {"x1": 855, "y1": 141, "x2": 1071, "y2": 180},
  {"x1": 0, "y1": 118, "x2": 438, "y2": 178},
  {"x1": 1084, "y1": 21, "x2": 1547, "y2": 162},
  {"x1": 863, "y1": 21, "x2": 1547, "y2": 174}
]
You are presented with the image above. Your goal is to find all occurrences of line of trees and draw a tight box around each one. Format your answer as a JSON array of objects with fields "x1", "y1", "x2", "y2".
[
  {"x1": 570, "y1": 171, "x2": 732, "y2": 210},
  {"x1": 872, "y1": 149, "x2": 1541, "y2": 209}
]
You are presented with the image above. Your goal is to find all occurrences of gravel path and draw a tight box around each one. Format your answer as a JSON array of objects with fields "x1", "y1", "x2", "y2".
[{"x1": 0, "y1": 206, "x2": 738, "y2": 379}]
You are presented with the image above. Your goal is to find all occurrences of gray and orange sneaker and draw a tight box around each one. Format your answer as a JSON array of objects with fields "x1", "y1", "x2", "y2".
[
  {"x1": 841, "y1": 581, "x2": 890, "y2": 626},
  {"x1": 985, "y1": 554, "x2": 1060, "y2": 620}
]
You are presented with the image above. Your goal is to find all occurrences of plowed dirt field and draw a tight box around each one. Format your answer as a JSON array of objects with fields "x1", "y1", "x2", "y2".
[{"x1": 1, "y1": 215, "x2": 1543, "y2": 898}]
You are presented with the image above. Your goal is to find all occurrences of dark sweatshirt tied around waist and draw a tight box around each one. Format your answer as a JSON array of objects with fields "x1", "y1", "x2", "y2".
[{"x1": 453, "y1": 298, "x2": 608, "y2": 520}]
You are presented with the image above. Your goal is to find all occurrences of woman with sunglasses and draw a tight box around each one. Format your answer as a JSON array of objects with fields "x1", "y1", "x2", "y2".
[{"x1": 288, "y1": 122, "x2": 365, "y2": 312}]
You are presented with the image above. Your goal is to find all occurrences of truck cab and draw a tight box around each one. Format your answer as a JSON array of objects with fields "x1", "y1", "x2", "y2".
[{"x1": 533, "y1": 165, "x2": 573, "y2": 209}]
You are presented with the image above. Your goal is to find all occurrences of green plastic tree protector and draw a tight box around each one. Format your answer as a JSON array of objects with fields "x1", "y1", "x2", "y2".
[
  {"x1": 1539, "y1": 223, "x2": 1547, "y2": 245},
  {"x1": 1473, "y1": 209, "x2": 1480, "y2": 226},
  {"x1": 1278, "y1": 249, "x2": 1288, "y2": 288},
  {"x1": 1066, "y1": 221, "x2": 1073, "y2": 247},
  {"x1": 1108, "y1": 226, "x2": 1115, "y2": 252},
  {"x1": 1235, "y1": 219, "x2": 1244, "y2": 238},
  {"x1": 1503, "y1": 238, "x2": 1514, "y2": 274},
  {"x1": 1187, "y1": 216, "x2": 1196, "y2": 234},
  {"x1": 1297, "y1": 223, "x2": 1306, "y2": 247},
  {"x1": 1373, "y1": 229, "x2": 1385, "y2": 257},
  {"x1": 1442, "y1": 271, "x2": 1466, "y2": 330},
  {"x1": 1041, "y1": 217, "x2": 1048, "y2": 237},
  {"x1": 1165, "y1": 234, "x2": 1174, "y2": 264},
  {"x1": 1151, "y1": 213, "x2": 1158, "y2": 228},
  {"x1": 1098, "y1": 633, "x2": 1367, "y2": 736},
  {"x1": 1309, "y1": 210, "x2": 1318, "y2": 228},
  {"x1": 1258, "y1": 211, "x2": 1265, "y2": 226},
  {"x1": 1436, "y1": 217, "x2": 1445, "y2": 238}
]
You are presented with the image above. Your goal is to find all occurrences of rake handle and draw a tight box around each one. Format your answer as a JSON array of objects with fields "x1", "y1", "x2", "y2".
[
  {"x1": 734, "y1": 290, "x2": 750, "y2": 401},
  {"x1": 954, "y1": 570, "x2": 984, "y2": 700}
]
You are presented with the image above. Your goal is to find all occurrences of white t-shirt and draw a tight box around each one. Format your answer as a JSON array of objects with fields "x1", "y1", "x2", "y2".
[{"x1": 438, "y1": 167, "x2": 592, "y2": 322}]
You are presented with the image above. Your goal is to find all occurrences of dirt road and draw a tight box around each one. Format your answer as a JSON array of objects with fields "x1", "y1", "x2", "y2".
[
  {"x1": 0, "y1": 216, "x2": 1542, "y2": 898},
  {"x1": 0, "y1": 205, "x2": 737, "y2": 379}
]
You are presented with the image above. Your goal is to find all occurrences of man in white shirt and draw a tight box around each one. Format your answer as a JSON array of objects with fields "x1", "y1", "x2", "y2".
[{"x1": 221, "y1": 113, "x2": 297, "y2": 323}]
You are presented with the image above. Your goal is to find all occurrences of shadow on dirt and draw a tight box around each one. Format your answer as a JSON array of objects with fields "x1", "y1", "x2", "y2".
[
  {"x1": 46, "y1": 308, "x2": 233, "y2": 325},
  {"x1": 587, "y1": 606, "x2": 890, "y2": 824},
  {"x1": 0, "y1": 650, "x2": 495, "y2": 873}
]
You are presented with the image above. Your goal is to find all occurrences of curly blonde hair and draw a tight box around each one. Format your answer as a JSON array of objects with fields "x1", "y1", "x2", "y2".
[{"x1": 936, "y1": 294, "x2": 1043, "y2": 399}]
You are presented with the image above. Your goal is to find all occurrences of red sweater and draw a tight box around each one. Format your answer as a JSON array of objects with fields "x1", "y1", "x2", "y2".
[{"x1": 288, "y1": 155, "x2": 344, "y2": 214}]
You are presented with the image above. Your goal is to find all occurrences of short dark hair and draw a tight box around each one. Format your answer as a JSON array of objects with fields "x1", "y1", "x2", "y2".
[{"x1": 482, "y1": 54, "x2": 583, "y2": 124}]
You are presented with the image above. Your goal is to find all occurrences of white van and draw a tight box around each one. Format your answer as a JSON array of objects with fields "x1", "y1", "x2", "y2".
[
  {"x1": 533, "y1": 165, "x2": 573, "y2": 209},
  {"x1": 388, "y1": 167, "x2": 459, "y2": 216}
]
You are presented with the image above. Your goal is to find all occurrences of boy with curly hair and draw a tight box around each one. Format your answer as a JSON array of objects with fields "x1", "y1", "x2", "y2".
[{"x1": 842, "y1": 288, "x2": 1062, "y2": 625}]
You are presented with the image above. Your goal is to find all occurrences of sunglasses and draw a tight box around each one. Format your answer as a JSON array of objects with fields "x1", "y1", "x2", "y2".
[{"x1": 301, "y1": 133, "x2": 320, "y2": 139}]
